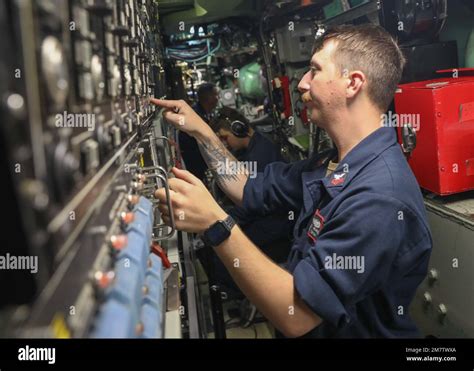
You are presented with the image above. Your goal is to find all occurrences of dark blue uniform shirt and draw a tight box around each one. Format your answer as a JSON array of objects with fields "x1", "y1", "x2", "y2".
[
  {"x1": 242, "y1": 127, "x2": 432, "y2": 338},
  {"x1": 237, "y1": 131, "x2": 284, "y2": 173},
  {"x1": 230, "y1": 130, "x2": 291, "y2": 259}
]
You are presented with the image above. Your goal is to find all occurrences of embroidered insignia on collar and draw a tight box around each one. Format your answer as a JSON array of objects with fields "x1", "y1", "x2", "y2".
[
  {"x1": 330, "y1": 171, "x2": 347, "y2": 186},
  {"x1": 307, "y1": 209, "x2": 325, "y2": 244}
]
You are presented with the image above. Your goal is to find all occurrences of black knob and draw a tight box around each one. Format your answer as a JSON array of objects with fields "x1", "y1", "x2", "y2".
[
  {"x1": 111, "y1": 25, "x2": 129, "y2": 36},
  {"x1": 124, "y1": 38, "x2": 139, "y2": 47},
  {"x1": 85, "y1": 0, "x2": 113, "y2": 16}
]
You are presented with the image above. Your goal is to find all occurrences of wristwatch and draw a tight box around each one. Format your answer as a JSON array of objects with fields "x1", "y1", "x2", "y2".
[{"x1": 201, "y1": 215, "x2": 236, "y2": 247}]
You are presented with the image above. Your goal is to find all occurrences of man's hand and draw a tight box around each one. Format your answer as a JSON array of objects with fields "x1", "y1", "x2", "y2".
[
  {"x1": 149, "y1": 98, "x2": 212, "y2": 138},
  {"x1": 150, "y1": 97, "x2": 247, "y2": 206},
  {"x1": 154, "y1": 167, "x2": 228, "y2": 233}
]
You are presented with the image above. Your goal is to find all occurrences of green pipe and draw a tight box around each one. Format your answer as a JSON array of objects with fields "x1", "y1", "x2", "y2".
[{"x1": 466, "y1": 27, "x2": 474, "y2": 67}]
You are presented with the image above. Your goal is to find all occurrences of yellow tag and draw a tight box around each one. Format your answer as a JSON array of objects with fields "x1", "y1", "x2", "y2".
[{"x1": 51, "y1": 313, "x2": 71, "y2": 339}]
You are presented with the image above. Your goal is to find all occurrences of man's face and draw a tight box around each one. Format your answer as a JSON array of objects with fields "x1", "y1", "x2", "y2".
[
  {"x1": 298, "y1": 40, "x2": 347, "y2": 127},
  {"x1": 206, "y1": 88, "x2": 219, "y2": 111},
  {"x1": 217, "y1": 128, "x2": 245, "y2": 152}
]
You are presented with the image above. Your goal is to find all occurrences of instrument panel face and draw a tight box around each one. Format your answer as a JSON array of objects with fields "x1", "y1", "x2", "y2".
[{"x1": 1, "y1": 0, "x2": 175, "y2": 337}]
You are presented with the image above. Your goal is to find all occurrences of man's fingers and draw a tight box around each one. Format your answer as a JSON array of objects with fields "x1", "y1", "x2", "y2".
[
  {"x1": 149, "y1": 98, "x2": 183, "y2": 112},
  {"x1": 171, "y1": 167, "x2": 201, "y2": 186},
  {"x1": 154, "y1": 187, "x2": 177, "y2": 202},
  {"x1": 162, "y1": 110, "x2": 185, "y2": 126},
  {"x1": 161, "y1": 215, "x2": 171, "y2": 226},
  {"x1": 154, "y1": 187, "x2": 166, "y2": 202},
  {"x1": 168, "y1": 178, "x2": 191, "y2": 193},
  {"x1": 158, "y1": 203, "x2": 169, "y2": 216}
]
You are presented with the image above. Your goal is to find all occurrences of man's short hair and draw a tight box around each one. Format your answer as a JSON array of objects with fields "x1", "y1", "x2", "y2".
[
  {"x1": 211, "y1": 106, "x2": 249, "y2": 133},
  {"x1": 312, "y1": 24, "x2": 406, "y2": 112},
  {"x1": 197, "y1": 82, "x2": 216, "y2": 102}
]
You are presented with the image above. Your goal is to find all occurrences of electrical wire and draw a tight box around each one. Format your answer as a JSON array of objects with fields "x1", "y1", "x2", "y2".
[
  {"x1": 166, "y1": 39, "x2": 221, "y2": 62},
  {"x1": 183, "y1": 39, "x2": 221, "y2": 62}
]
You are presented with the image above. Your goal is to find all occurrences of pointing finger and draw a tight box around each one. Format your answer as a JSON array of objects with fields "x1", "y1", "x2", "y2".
[{"x1": 150, "y1": 98, "x2": 184, "y2": 113}]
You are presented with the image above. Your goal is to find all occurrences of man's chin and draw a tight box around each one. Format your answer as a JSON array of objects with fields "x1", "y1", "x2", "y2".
[
  {"x1": 305, "y1": 106, "x2": 326, "y2": 128},
  {"x1": 308, "y1": 111, "x2": 320, "y2": 125},
  {"x1": 309, "y1": 115, "x2": 326, "y2": 129}
]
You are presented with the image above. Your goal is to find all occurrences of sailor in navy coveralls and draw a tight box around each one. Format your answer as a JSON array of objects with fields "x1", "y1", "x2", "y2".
[{"x1": 152, "y1": 24, "x2": 432, "y2": 338}]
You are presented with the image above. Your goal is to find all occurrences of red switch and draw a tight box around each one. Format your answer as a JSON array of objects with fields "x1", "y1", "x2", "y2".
[
  {"x1": 120, "y1": 211, "x2": 135, "y2": 224},
  {"x1": 110, "y1": 234, "x2": 128, "y2": 251},
  {"x1": 94, "y1": 270, "x2": 115, "y2": 289},
  {"x1": 151, "y1": 242, "x2": 171, "y2": 269}
]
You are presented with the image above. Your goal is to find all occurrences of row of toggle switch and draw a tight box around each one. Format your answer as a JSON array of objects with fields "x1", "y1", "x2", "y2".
[{"x1": 92, "y1": 195, "x2": 168, "y2": 338}]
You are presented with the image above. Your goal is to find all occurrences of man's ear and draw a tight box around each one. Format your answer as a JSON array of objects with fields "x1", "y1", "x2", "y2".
[{"x1": 346, "y1": 70, "x2": 365, "y2": 100}]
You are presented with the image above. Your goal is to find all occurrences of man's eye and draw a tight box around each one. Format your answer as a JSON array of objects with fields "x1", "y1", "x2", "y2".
[{"x1": 310, "y1": 67, "x2": 318, "y2": 76}]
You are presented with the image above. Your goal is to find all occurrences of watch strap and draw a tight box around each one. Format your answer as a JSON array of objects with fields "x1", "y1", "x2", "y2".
[{"x1": 223, "y1": 215, "x2": 236, "y2": 232}]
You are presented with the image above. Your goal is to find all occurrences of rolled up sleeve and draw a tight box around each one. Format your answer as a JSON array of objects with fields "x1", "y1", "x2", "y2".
[
  {"x1": 242, "y1": 159, "x2": 311, "y2": 217},
  {"x1": 293, "y1": 193, "x2": 430, "y2": 331},
  {"x1": 294, "y1": 259, "x2": 350, "y2": 328}
]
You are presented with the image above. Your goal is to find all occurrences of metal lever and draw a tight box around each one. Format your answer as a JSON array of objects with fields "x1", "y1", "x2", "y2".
[
  {"x1": 143, "y1": 166, "x2": 176, "y2": 240},
  {"x1": 142, "y1": 165, "x2": 168, "y2": 178},
  {"x1": 154, "y1": 173, "x2": 176, "y2": 240}
]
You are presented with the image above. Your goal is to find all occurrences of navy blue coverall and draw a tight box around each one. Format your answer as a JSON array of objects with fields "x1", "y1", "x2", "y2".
[{"x1": 242, "y1": 127, "x2": 432, "y2": 338}]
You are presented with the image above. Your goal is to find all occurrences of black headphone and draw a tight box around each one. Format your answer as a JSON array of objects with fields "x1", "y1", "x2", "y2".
[
  {"x1": 217, "y1": 113, "x2": 250, "y2": 138},
  {"x1": 215, "y1": 109, "x2": 250, "y2": 138},
  {"x1": 230, "y1": 119, "x2": 250, "y2": 138}
]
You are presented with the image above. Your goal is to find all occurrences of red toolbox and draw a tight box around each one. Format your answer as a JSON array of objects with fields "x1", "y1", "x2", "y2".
[{"x1": 394, "y1": 68, "x2": 474, "y2": 195}]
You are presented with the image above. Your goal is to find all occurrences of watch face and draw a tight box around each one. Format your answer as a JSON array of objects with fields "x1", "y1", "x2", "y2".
[{"x1": 205, "y1": 221, "x2": 231, "y2": 246}]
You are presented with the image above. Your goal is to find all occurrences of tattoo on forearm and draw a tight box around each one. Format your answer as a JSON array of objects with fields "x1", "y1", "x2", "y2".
[{"x1": 199, "y1": 138, "x2": 248, "y2": 187}]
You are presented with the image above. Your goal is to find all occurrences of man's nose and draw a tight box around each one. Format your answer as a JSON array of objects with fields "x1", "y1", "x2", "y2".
[{"x1": 297, "y1": 71, "x2": 311, "y2": 94}]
